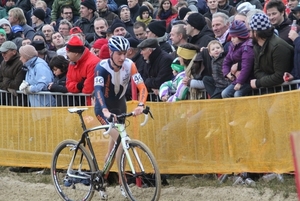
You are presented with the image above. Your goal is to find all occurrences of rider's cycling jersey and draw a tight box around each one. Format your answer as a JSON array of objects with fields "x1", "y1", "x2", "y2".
[{"x1": 94, "y1": 58, "x2": 148, "y2": 124}]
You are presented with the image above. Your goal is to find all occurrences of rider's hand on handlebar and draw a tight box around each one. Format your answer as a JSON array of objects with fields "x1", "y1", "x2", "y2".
[
  {"x1": 103, "y1": 109, "x2": 116, "y2": 122},
  {"x1": 133, "y1": 106, "x2": 144, "y2": 116}
]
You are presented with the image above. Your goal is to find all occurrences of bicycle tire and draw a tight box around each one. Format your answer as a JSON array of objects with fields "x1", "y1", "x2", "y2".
[
  {"x1": 51, "y1": 139, "x2": 96, "y2": 201},
  {"x1": 117, "y1": 139, "x2": 161, "y2": 201}
]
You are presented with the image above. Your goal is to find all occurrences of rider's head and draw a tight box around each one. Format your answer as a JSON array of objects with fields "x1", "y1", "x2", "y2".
[{"x1": 108, "y1": 36, "x2": 130, "y2": 68}]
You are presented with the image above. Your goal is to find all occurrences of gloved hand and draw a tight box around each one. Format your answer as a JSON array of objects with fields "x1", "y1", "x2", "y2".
[
  {"x1": 77, "y1": 77, "x2": 86, "y2": 91},
  {"x1": 7, "y1": 88, "x2": 17, "y2": 96},
  {"x1": 22, "y1": 86, "x2": 31, "y2": 95},
  {"x1": 19, "y1": 80, "x2": 29, "y2": 91}
]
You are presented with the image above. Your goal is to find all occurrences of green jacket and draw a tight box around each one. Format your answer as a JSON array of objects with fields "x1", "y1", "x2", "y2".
[
  {"x1": 51, "y1": 0, "x2": 80, "y2": 21},
  {"x1": 254, "y1": 34, "x2": 294, "y2": 88}
]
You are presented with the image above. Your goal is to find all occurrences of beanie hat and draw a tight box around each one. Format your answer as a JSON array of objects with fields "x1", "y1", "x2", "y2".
[
  {"x1": 11, "y1": 25, "x2": 23, "y2": 33},
  {"x1": 69, "y1": 26, "x2": 83, "y2": 35},
  {"x1": 31, "y1": 40, "x2": 47, "y2": 54},
  {"x1": 92, "y1": 38, "x2": 108, "y2": 49},
  {"x1": 0, "y1": 28, "x2": 6, "y2": 36},
  {"x1": 19, "y1": 45, "x2": 38, "y2": 60},
  {"x1": 179, "y1": 7, "x2": 191, "y2": 20},
  {"x1": 99, "y1": 44, "x2": 110, "y2": 60},
  {"x1": 186, "y1": 13, "x2": 206, "y2": 31},
  {"x1": 171, "y1": 57, "x2": 184, "y2": 73},
  {"x1": 249, "y1": 13, "x2": 272, "y2": 31},
  {"x1": 33, "y1": 8, "x2": 45, "y2": 21},
  {"x1": 139, "y1": 6, "x2": 150, "y2": 18},
  {"x1": 0, "y1": 18, "x2": 11, "y2": 29},
  {"x1": 147, "y1": 20, "x2": 166, "y2": 37},
  {"x1": 110, "y1": 18, "x2": 126, "y2": 33},
  {"x1": 237, "y1": 2, "x2": 256, "y2": 14},
  {"x1": 118, "y1": 4, "x2": 129, "y2": 15},
  {"x1": 81, "y1": 0, "x2": 96, "y2": 12},
  {"x1": 66, "y1": 35, "x2": 85, "y2": 53},
  {"x1": 127, "y1": 37, "x2": 140, "y2": 48},
  {"x1": 229, "y1": 20, "x2": 249, "y2": 39}
]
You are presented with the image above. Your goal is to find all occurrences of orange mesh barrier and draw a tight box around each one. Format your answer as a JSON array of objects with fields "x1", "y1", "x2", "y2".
[{"x1": 0, "y1": 90, "x2": 299, "y2": 174}]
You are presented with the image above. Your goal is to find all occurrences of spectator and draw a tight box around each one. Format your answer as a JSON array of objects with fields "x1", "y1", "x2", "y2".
[
  {"x1": 53, "y1": 5, "x2": 78, "y2": 30},
  {"x1": 22, "y1": 38, "x2": 31, "y2": 46},
  {"x1": 0, "y1": 18, "x2": 11, "y2": 35},
  {"x1": 93, "y1": 17, "x2": 108, "y2": 42},
  {"x1": 1, "y1": 0, "x2": 16, "y2": 18},
  {"x1": 32, "y1": 32, "x2": 47, "y2": 43},
  {"x1": 137, "y1": 38, "x2": 173, "y2": 95},
  {"x1": 159, "y1": 44, "x2": 198, "y2": 102},
  {"x1": 31, "y1": 40, "x2": 57, "y2": 64},
  {"x1": 90, "y1": 38, "x2": 108, "y2": 57},
  {"x1": 221, "y1": 20, "x2": 254, "y2": 98},
  {"x1": 65, "y1": 35, "x2": 100, "y2": 105},
  {"x1": 133, "y1": 21, "x2": 147, "y2": 41},
  {"x1": 110, "y1": 18, "x2": 130, "y2": 37},
  {"x1": 249, "y1": 13, "x2": 294, "y2": 89},
  {"x1": 8, "y1": 7, "x2": 35, "y2": 40},
  {"x1": 236, "y1": 2, "x2": 256, "y2": 14},
  {"x1": 136, "y1": 5, "x2": 152, "y2": 26},
  {"x1": 15, "y1": 0, "x2": 31, "y2": 14},
  {"x1": 118, "y1": 5, "x2": 135, "y2": 37},
  {"x1": 185, "y1": 13, "x2": 215, "y2": 49},
  {"x1": 142, "y1": 1, "x2": 154, "y2": 18},
  {"x1": 31, "y1": 8, "x2": 45, "y2": 32},
  {"x1": 236, "y1": 0, "x2": 263, "y2": 11},
  {"x1": 167, "y1": 7, "x2": 190, "y2": 34},
  {"x1": 203, "y1": 40, "x2": 231, "y2": 98},
  {"x1": 204, "y1": 0, "x2": 229, "y2": 21},
  {"x1": 266, "y1": 0, "x2": 300, "y2": 46},
  {"x1": 96, "y1": 0, "x2": 118, "y2": 26},
  {"x1": 58, "y1": 19, "x2": 73, "y2": 39},
  {"x1": 234, "y1": 12, "x2": 247, "y2": 23},
  {"x1": 99, "y1": 43, "x2": 110, "y2": 60},
  {"x1": 74, "y1": 0, "x2": 99, "y2": 43},
  {"x1": 212, "y1": 12, "x2": 231, "y2": 51},
  {"x1": 156, "y1": 0, "x2": 178, "y2": 27},
  {"x1": 35, "y1": 0, "x2": 51, "y2": 25},
  {"x1": 128, "y1": 0, "x2": 140, "y2": 22},
  {"x1": 288, "y1": 0, "x2": 300, "y2": 24},
  {"x1": 10, "y1": 25, "x2": 23, "y2": 49},
  {"x1": 50, "y1": 0, "x2": 80, "y2": 27},
  {"x1": 51, "y1": 32, "x2": 65, "y2": 50},
  {"x1": 127, "y1": 37, "x2": 145, "y2": 78},
  {"x1": 69, "y1": 26, "x2": 91, "y2": 49},
  {"x1": 18, "y1": 45, "x2": 55, "y2": 107},
  {"x1": 0, "y1": 28, "x2": 7, "y2": 63},
  {"x1": 42, "y1": 24, "x2": 56, "y2": 51},
  {"x1": 170, "y1": 23, "x2": 188, "y2": 48},
  {"x1": 218, "y1": 0, "x2": 237, "y2": 16},
  {"x1": 147, "y1": 20, "x2": 174, "y2": 53},
  {"x1": 0, "y1": 41, "x2": 25, "y2": 106},
  {"x1": 48, "y1": 55, "x2": 69, "y2": 106}
]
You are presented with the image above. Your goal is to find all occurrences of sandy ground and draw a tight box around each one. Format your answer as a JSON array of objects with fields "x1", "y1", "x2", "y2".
[{"x1": 0, "y1": 170, "x2": 298, "y2": 201}]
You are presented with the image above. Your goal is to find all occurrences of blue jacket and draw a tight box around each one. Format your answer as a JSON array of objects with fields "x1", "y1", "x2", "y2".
[{"x1": 24, "y1": 57, "x2": 55, "y2": 107}]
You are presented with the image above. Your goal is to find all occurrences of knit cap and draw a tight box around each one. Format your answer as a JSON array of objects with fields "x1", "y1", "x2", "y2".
[
  {"x1": 171, "y1": 57, "x2": 184, "y2": 73},
  {"x1": 127, "y1": 37, "x2": 140, "y2": 48},
  {"x1": 0, "y1": 18, "x2": 11, "y2": 29},
  {"x1": 179, "y1": 7, "x2": 191, "y2": 20},
  {"x1": 19, "y1": 45, "x2": 38, "y2": 60},
  {"x1": 31, "y1": 40, "x2": 47, "y2": 54},
  {"x1": 81, "y1": 0, "x2": 97, "y2": 12},
  {"x1": 237, "y1": 2, "x2": 256, "y2": 14},
  {"x1": 66, "y1": 35, "x2": 85, "y2": 53},
  {"x1": 33, "y1": 8, "x2": 45, "y2": 21},
  {"x1": 0, "y1": 28, "x2": 6, "y2": 36},
  {"x1": 118, "y1": 4, "x2": 129, "y2": 15},
  {"x1": 139, "y1": 6, "x2": 150, "y2": 18},
  {"x1": 147, "y1": 20, "x2": 166, "y2": 37},
  {"x1": 110, "y1": 19, "x2": 126, "y2": 33},
  {"x1": 249, "y1": 13, "x2": 272, "y2": 31},
  {"x1": 92, "y1": 38, "x2": 108, "y2": 49},
  {"x1": 99, "y1": 44, "x2": 110, "y2": 60},
  {"x1": 69, "y1": 26, "x2": 83, "y2": 35},
  {"x1": 186, "y1": 13, "x2": 206, "y2": 31},
  {"x1": 229, "y1": 20, "x2": 249, "y2": 39}
]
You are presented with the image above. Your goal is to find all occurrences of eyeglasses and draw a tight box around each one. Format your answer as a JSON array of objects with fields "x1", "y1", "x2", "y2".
[{"x1": 63, "y1": 12, "x2": 73, "y2": 15}]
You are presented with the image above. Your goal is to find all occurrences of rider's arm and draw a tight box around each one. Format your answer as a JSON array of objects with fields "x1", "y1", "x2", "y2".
[
  {"x1": 130, "y1": 62, "x2": 148, "y2": 106},
  {"x1": 94, "y1": 63, "x2": 108, "y2": 110}
]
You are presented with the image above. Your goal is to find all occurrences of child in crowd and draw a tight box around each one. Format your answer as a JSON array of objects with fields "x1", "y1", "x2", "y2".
[
  {"x1": 159, "y1": 43, "x2": 198, "y2": 102},
  {"x1": 202, "y1": 40, "x2": 231, "y2": 99},
  {"x1": 136, "y1": 6, "x2": 152, "y2": 26},
  {"x1": 221, "y1": 20, "x2": 254, "y2": 98}
]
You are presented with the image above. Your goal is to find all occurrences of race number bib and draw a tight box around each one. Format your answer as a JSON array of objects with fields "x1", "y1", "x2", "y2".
[
  {"x1": 94, "y1": 76, "x2": 104, "y2": 86},
  {"x1": 132, "y1": 73, "x2": 143, "y2": 84}
]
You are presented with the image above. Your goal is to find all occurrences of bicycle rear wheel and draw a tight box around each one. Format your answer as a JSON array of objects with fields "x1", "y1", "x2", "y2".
[
  {"x1": 51, "y1": 140, "x2": 96, "y2": 201},
  {"x1": 117, "y1": 139, "x2": 161, "y2": 201}
]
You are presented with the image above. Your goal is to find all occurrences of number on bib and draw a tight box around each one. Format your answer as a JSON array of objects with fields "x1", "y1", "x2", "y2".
[
  {"x1": 132, "y1": 73, "x2": 143, "y2": 84},
  {"x1": 94, "y1": 76, "x2": 104, "y2": 86}
]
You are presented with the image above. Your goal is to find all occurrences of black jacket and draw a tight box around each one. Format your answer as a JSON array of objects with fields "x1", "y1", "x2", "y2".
[
  {"x1": 74, "y1": 14, "x2": 98, "y2": 43},
  {"x1": 188, "y1": 25, "x2": 215, "y2": 49},
  {"x1": 98, "y1": 9, "x2": 119, "y2": 26}
]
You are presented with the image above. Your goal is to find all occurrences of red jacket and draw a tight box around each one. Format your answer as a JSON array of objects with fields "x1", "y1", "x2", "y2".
[
  {"x1": 66, "y1": 48, "x2": 100, "y2": 96},
  {"x1": 157, "y1": 13, "x2": 178, "y2": 28}
]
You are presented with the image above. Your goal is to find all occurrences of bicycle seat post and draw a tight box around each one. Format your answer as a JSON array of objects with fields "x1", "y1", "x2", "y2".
[{"x1": 77, "y1": 110, "x2": 87, "y2": 131}]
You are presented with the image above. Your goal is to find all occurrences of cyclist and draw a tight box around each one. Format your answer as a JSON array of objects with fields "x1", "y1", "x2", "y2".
[{"x1": 93, "y1": 36, "x2": 148, "y2": 199}]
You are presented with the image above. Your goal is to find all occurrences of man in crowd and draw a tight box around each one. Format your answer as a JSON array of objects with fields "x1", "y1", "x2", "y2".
[
  {"x1": 110, "y1": 18, "x2": 130, "y2": 37},
  {"x1": 58, "y1": 19, "x2": 73, "y2": 39},
  {"x1": 170, "y1": 23, "x2": 188, "y2": 48},
  {"x1": 31, "y1": 40, "x2": 57, "y2": 64},
  {"x1": 133, "y1": 21, "x2": 147, "y2": 41},
  {"x1": 97, "y1": 0, "x2": 119, "y2": 26},
  {"x1": 249, "y1": 13, "x2": 294, "y2": 89},
  {"x1": 52, "y1": 6, "x2": 78, "y2": 30},
  {"x1": 128, "y1": 0, "x2": 140, "y2": 22},
  {"x1": 212, "y1": 12, "x2": 230, "y2": 51},
  {"x1": 42, "y1": 24, "x2": 56, "y2": 51},
  {"x1": 118, "y1": 4, "x2": 134, "y2": 37},
  {"x1": 93, "y1": 17, "x2": 108, "y2": 42},
  {"x1": 31, "y1": 8, "x2": 45, "y2": 32}
]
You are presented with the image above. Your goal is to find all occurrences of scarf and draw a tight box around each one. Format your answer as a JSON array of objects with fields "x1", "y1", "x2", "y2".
[
  {"x1": 136, "y1": 16, "x2": 152, "y2": 26},
  {"x1": 159, "y1": 9, "x2": 172, "y2": 20},
  {"x1": 217, "y1": 29, "x2": 229, "y2": 45}
]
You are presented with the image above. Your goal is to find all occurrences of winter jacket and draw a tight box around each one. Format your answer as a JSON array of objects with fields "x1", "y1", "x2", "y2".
[
  {"x1": 51, "y1": 0, "x2": 80, "y2": 21},
  {"x1": 143, "y1": 47, "x2": 173, "y2": 90},
  {"x1": 275, "y1": 18, "x2": 299, "y2": 46},
  {"x1": 0, "y1": 53, "x2": 24, "y2": 90},
  {"x1": 66, "y1": 48, "x2": 100, "y2": 94},
  {"x1": 123, "y1": 19, "x2": 135, "y2": 38},
  {"x1": 188, "y1": 25, "x2": 215, "y2": 49},
  {"x1": 24, "y1": 57, "x2": 55, "y2": 107},
  {"x1": 254, "y1": 34, "x2": 294, "y2": 88},
  {"x1": 98, "y1": 8, "x2": 119, "y2": 26},
  {"x1": 74, "y1": 14, "x2": 98, "y2": 43},
  {"x1": 21, "y1": 24, "x2": 35, "y2": 41},
  {"x1": 49, "y1": 72, "x2": 69, "y2": 106},
  {"x1": 211, "y1": 53, "x2": 231, "y2": 88},
  {"x1": 218, "y1": 2, "x2": 236, "y2": 16},
  {"x1": 130, "y1": 3, "x2": 140, "y2": 23},
  {"x1": 290, "y1": 36, "x2": 300, "y2": 79},
  {"x1": 222, "y1": 39, "x2": 254, "y2": 85}
]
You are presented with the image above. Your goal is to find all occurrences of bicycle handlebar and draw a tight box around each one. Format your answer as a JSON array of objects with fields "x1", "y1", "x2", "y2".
[{"x1": 103, "y1": 106, "x2": 152, "y2": 135}]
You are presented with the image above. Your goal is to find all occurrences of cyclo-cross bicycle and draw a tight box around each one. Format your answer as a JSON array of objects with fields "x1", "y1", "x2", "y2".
[{"x1": 50, "y1": 106, "x2": 161, "y2": 201}]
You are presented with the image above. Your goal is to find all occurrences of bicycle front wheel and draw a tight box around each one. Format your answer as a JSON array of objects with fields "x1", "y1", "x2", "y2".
[
  {"x1": 117, "y1": 139, "x2": 161, "y2": 201},
  {"x1": 51, "y1": 140, "x2": 96, "y2": 201}
]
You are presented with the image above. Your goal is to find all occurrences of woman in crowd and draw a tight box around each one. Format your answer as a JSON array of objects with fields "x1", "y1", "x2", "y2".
[{"x1": 156, "y1": 0, "x2": 178, "y2": 27}]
